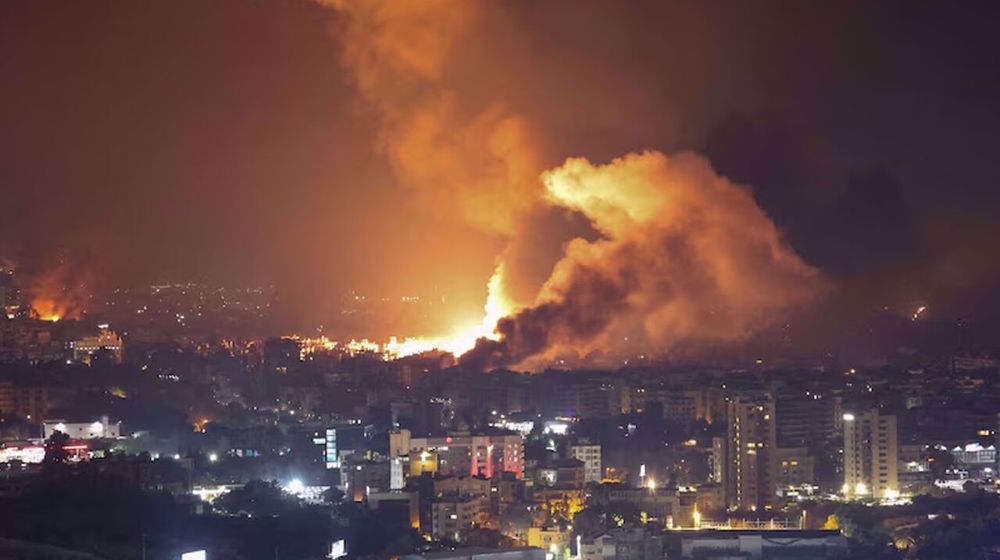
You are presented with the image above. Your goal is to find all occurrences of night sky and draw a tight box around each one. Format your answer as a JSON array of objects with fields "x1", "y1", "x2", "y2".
[{"x1": 2, "y1": 0, "x2": 999, "y2": 332}]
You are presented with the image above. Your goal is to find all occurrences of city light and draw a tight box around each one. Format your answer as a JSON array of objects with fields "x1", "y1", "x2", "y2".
[{"x1": 328, "y1": 540, "x2": 346, "y2": 560}]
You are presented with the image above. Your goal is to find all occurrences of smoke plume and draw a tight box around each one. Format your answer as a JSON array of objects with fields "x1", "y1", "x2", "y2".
[
  {"x1": 324, "y1": 0, "x2": 544, "y2": 237},
  {"x1": 24, "y1": 259, "x2": 94, "y2": 321},
  {"x1": 327, "y1": 2, "x2": 826, "y2": 369},
  {"x1": 462, "y1": 152, "x2": 825, "y2": 369}
]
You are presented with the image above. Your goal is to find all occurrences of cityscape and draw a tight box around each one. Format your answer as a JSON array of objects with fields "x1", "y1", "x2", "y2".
[{"x1": 2, "y1": 1, "x2": 1000, "y2": 560}]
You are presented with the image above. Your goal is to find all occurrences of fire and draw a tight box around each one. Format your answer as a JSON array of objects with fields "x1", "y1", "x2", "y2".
[
  {"x1": 325, "y1": 2, "x2": 825, "y2": 369},
  {"x1": 31, "y1": 298, "x2": 66, "y2": 322},
  {"x1": 386, "y1": 263, "x2": 515, "y2": 358},
  {"x1": 25, "y1": 261, "x2": 91, "y2": 322},
  {"x1": 289, "y1": 270, "x2": 516, "y2": 361}
]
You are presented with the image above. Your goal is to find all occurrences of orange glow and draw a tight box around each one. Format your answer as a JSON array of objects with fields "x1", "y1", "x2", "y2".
[
  {"x1": 325, "y1": 3, "x2": 824, "y2": 370},
  {"x1": 31, "y1": 298, "x2": 65, "y2": 322},
  {"x1": 27, "y1": 263, "x2": 89, "y2": 322},
  {"x1": 384, "y1": 263, "x2": 515, "y2": 358},
  {"x1": 193, "y1": 418, "x2": 211, "y2": 433},
  {"x1": 286, "y1": 269, "x2": 517, "y2": 360}
]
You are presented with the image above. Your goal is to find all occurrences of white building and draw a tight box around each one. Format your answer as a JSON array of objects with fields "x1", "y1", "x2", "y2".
[
  {"x1": 569, "y1": 443, "x2": 602, "y2": 483},
  {"x1": 578, "y1": 534, "x2": 616, "y2": 560},
  {"x1": 680, "y1": 530, "x2": 846, "y2": 559},
  {"x1": 843, "y1": 409, "x2": 898, "y2": 499},
  {"x1": 431, "y1": 496, "x2": 489, "y2": 541},
  {"x1": 43, "y1": 415, "x2": 121, "y2": 439},
  {"x1": 951, "y1": 442, "x2": 996, "y2": 465},
  {"x1": 951, "y1": 443, "x2": 996, "y2": 479},
  {"x1": 69, "y1": 326, "x2": 123, "y2": 364}
]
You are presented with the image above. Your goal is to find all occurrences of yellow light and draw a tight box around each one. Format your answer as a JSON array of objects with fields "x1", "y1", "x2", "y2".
[{"x1": 379, "y1": 263, "x2": 515, "y2": 359}]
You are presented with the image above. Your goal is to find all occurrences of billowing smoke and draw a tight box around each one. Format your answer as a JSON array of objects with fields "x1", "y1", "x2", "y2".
[
  {"x1": 462, "y1": 152, "x2": 825, "y2": 369},
  {"x1": 323, "y1": 0, "x2": 543, "y2": 237},
  {"x1": 24, "y1": 259, "x2": 94, "y2": 321},
  {"x1": 325, "y1": 0, "x2": 554, "y2": 321},
  {"x1": 326, "y1": 1, "x2": 825, "y2": 369}
]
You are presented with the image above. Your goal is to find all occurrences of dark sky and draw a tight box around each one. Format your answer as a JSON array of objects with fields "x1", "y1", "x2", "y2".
[{"x1": 2, "y1": 0, "x2": 999, "y2": 329}]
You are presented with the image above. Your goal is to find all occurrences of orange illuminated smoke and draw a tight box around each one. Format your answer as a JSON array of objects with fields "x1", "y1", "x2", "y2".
[
  {"x1": 30, "y1": 298, "x2": 65, "y2": 322},
  {"x1": 325, "y1": 1, "x2": 825, "y2": 369},
  {"x1": 26, "y1": 263, "x2": 90, "y2": 322}
]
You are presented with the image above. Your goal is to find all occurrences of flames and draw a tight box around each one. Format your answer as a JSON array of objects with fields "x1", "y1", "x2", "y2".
[
  {"x1": 30, "y1": 298, "x2": 68, "y2": 322},
  {"x1": 324, "y1": 0, "x2": 534, "y2": 358},
  {"x1": 386, "y1": 263, "x2": 515, "y2": 357},
  {"x1": 290, "y1": 266, "x2": 514, "y2": 360},
  {"x1": 27, "y1": 263, "x2": 89, "y2": 322}
]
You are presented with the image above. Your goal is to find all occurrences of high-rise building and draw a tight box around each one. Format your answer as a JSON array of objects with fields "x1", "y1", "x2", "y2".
[
  {"x1": 775, "y1": 389, "x2": 837, "y2": 448},
  {"x1": 775, "y1": 446, "x2": 816, "y2": 490},
  {"x1": 710, "y1": 436, "x2": 726, "y2": 483},
  {"x1": 550, "y1": 380, "x2": 610, "y2": 419},
  {"x1": 724, "y1": 393, "x2": 777, "y2": 511},
  {"x1": 843, "y1": 409, "x2": 898, "y2": 499},
  {"x1": 0, "y1": 382, "x2": 49, "y2": 420}
]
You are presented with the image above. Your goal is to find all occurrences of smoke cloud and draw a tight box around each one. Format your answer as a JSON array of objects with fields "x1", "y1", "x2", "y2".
[
  {"x1": 324, "y1": 0, "x2": 544, "y2": 237},
  {"x1": 463, "y1": 152, "x2": 825, "y2": 369},
  {"x1": 24, "y1": 258, "x2": 95, "y2": 321},
  {"x1": 327, "y1": 2, "x2": 825, "y2": 369}
]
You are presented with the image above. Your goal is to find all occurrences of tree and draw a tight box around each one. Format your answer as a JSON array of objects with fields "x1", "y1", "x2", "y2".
[
  {"x1": 214, "y1": 480, "x2": 300, "y2": 517},
  {"x1": 323, "y1": 486, "x2": 346, "y2": 505},
  {"x1": 43, "y1": 430, "x2": 70, "y2": 465},
  {"x1": 927, "y1": 447, "x2": 954, "y2": 479},
  {"x1": 465, "y1": 528, "x2": 516, "y2": 548}
]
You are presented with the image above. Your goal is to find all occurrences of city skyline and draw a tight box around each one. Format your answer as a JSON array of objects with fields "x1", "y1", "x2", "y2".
[{"x1": 2, "y1": 2, "x2": 1000, "y2": 559}]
